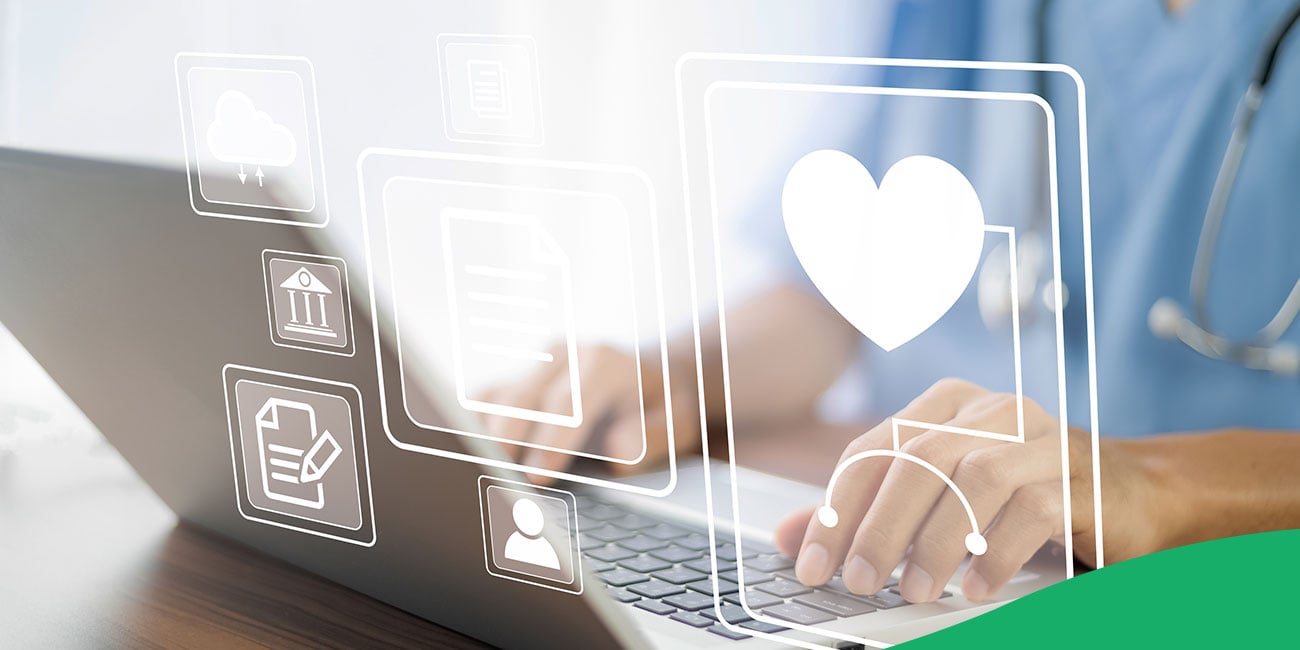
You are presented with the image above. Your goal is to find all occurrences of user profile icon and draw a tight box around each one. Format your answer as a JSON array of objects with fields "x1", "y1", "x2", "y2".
[
  {"x1": 505, "y1": 498, "x2": 561, "y2": 569},
  {"x1": 478, "y1": 475, "x2": 583, "y2": 594}
]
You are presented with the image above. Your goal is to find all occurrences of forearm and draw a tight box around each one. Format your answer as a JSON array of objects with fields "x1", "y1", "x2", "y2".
[{"x1": 1112, "y1": 429, "x2": 1300, "y2": 557}]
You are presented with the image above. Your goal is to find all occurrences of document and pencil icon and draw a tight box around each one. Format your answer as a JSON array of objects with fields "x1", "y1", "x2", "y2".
[
  {"x1": 256, "y1": 397, "x2": 343, "y2": 510},
  {"x1": 441, "y1": 207, "x2": 583, "y2": 428}
]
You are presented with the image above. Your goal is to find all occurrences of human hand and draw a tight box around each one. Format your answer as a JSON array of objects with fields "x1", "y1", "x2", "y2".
[
  {"x1": 482, "y1": 343, "x2": 697, "y2": 483},
  {"x1": 773, "y1": 378, "x2": 1118, "y2": 603}
]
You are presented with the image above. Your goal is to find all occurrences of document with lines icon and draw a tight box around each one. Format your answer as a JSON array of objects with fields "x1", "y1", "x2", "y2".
[
  {"x1": 441, "y1": 207, "x2": 582, "y2": 428},
  {"x1": 255, "y1": 397, "x2": 341, "y2": 509}
]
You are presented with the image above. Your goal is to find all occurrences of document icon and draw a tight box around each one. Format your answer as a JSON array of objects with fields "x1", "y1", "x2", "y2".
[
  {"x1": 467, "y1": 59, "x2": 511, "y2": 119},
  {"x1": 442, "y1": 207, "x2": 582, "y2": 428},
  {"x1": 256, "y1": 397, "x2": 343, "y2": 509}
]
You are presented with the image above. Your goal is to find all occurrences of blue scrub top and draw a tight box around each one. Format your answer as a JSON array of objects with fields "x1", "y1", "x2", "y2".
[
  {"x1": 1047, "y1": 0, "x2": 1300, "y2": 436},
  {"x1": 758, "y1": 0, "x2": 1300, "y2": 436}
]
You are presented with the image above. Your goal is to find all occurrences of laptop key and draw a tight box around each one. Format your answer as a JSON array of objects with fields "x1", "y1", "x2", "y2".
[
  {"x1": 716, "y1": 544, "x2": 758, "y2": 562},
  {"x1": 683, "y1": 558, "x2": 735, "y2": 574},
  {"x1": 706, "y1": 625, "x2": 751, "y2": 641},
  {"x1": 587, "y1": 525, "x2": 635, "y2": 543},
  {"x1": 724, "y1": 588, "x2": 784, "y2": 610},
  {"x1": 793, "y1": 591, "x2": 877, "y2": 618},
  {"x1": 701, "y1": 604, "x2": 753, "y2": 624},
  {"x1": 663, "y1": 591, "x2": 715, "y2": 612},
  {"x1": 609, "y1": 513, "x2": 657, "y2": 530},
  {"x1": 739, "y1": 619, "x2": 789, "y2": 634},
  {"x1": 745, "y1": 554, "x2": 795, "y2": 573},
  {"x1": 724, "y1": 590, "x2": 782, "y2": 610},
  {"x1": 762, "y1": 602, "x2": 836, "y2": 626},
  {"x1": 687, "y1": 578, "x2": 740, "y2": 596},
  {"x1": 628, "y1": 580, "x2": 686, "y2": 599},
  {"x1": 822, "y1": 576, "x2": 866, "y2": 597},
  {"x1": 607, "y1": 588, "x2": 641, "y2": 603},
  {"x1": 721, "y1": 569, "x2": 774, "y2": 585},
  {"x1": 756, "y1": 579, "x2": 812, "y2": 598},
  {"x1": 587, "y1": 545, "x2": 638, "y2": 563},
  {"x1": 886, "y1": 585, "x2": 951, "y2": 599},
  {"x1": 649, "y1": 545, "x2": 698, "y2": 564},
  {"x1": 652, "y1": 566, "x2": 708, "y2": 585},
  {"x1": 617, "y1": 534, "x2": 669, "y2": 553},
  {"x1": 861, "y1": 590, "x2": 909, "y2": 609},
  {"x1": 619, "y1": 555, "x2": 672, "y2": 574},
  {"x1": 643, "y1": 523, "x2": 691, "y2": 540},
  {"x1": 586, "y1": 559, "x2": 616, "y2": 573},
  {"x1": 634, "y1": 599, "x2": 677, "y2": 616},
  {"x1": 599, "y1": 568, "x2": 650, "y2": 587},
  {"x1": 669, "y1": 611, "x2": 714, "y2": 628},
  {"x1": 675, "y1": 533, "x2": 712, "y2": 551}
]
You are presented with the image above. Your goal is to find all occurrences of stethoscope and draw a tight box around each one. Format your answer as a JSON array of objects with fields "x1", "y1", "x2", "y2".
[{"x1": 979, "y1": 1, "x2": 1300, "y2": 377}]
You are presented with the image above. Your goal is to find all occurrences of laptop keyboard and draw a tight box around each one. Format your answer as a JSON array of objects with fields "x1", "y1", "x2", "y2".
[{"x1": 578, "y1": 497, "x2": 950, "y2": 642}]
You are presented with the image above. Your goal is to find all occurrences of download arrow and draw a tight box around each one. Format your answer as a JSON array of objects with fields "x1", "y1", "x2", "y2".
[
  {"x1": 237, "y1": 163, "x2": 247, "y2": 184},
  {"x1": 255, "y1": 166, "x2": 264, "y2": 187}
]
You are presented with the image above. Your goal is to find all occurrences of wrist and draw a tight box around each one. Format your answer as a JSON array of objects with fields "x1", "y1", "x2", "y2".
[{"x1": 1100, "y1": 436, "x2": 1195, "y2": 561}]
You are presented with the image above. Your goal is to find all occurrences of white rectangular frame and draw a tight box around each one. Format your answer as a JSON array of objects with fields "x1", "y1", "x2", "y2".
[
  {"x1": 223, "y1": 364, "x2": 377, "y2": 547},
  {"x1": 676, "y1": 53, "x2": 1102, "y2": 649},
  {"x1": 436, "y1": 33, "x2": 546, "y2": 147},
  {"x1": 174, "y1": 52, "x2": 331, "y2": 227},
  {"x1": 261, "y1": 249, "x2": 358, "y2": 358},
  {"x1": 356, "y1": 148, "x2": 680, "y2": 497},
  {"x1": 478, "y1": 475, "x2": 585, "y2": 595}
]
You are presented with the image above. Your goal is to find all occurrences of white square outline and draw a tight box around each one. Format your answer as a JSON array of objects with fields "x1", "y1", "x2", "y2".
[
  {"x1": 356, "y1": 148, "x2": 679, "y2": 498},
  {"x1": 174, "y1": 52, "x2": 330, "y2": 227},
  {"x1": 436, "y1": 33, "x2": 545, "y2": 147},
  {"x1": 477, "y1": 475, "x2": 584, "y2": 595},
  {"x1": 713, "y1": 82, "x2": 1057, "y2": 650},
  {"x1": 189, "y1": 67, "x2": 317, "y2": 213},
  {"x1": 233, "y1": 380, "x2": 364, "y2": 530},
  {"x1": 382, "y1": 177, "x2": 648, "y2": 466},
  {"x1": 261, "y1": 249, "x2": 357, "y2": 358},
  {"x1": 676, "y1": 53, "x2": 1101, "y2": 649},
  {"x1": 484, "y1": 486, "x2": 578, "y2": 584},
  {"x1": 223, "y1": 364, "x2": 377, "y2": 547}
]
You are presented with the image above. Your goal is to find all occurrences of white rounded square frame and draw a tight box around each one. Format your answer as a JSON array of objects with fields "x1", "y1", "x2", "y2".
[
  {"x1": 478, "y1": 475, "x2": 584, "y2": 595},
  {"x1": 222, "y1": 364, "x2": 376, "y2": 547},
  {"x1": 357, "y1": 149, "x2": 677, "y2": 497},
  {"x1": 677, "y1": 54, "x2": 1103, "y2": 649},
  {"x1": 174, "y1": 52, "x2": 330, "y2": 227}
]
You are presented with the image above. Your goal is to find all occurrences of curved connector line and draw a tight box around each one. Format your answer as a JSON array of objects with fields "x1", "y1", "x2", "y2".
[{"x1": 818, "y1": 449, "x2": 987, "y2": 556}]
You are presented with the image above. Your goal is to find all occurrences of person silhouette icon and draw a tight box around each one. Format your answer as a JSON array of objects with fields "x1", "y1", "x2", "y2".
[{"x1": 502, "y1": 497, "x2": 561, "y2": 570}]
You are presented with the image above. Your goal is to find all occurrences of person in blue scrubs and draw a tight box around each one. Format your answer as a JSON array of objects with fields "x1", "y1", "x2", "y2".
[
  {"x1": 492, "y1": 0, "x2": 1300, "y2": 604},
  {"x1": 770, "y1": 0, "x2": 1300, "y2": 603}
]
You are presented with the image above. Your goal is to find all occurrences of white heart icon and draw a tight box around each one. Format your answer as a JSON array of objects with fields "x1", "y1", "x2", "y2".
[{"x1": 782, "y1": 150, "x2": 985, "y2": 352}]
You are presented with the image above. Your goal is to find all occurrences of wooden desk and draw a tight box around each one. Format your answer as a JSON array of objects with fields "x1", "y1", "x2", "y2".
[
  {"x1": 0, "y1": 415, "x2": 861, "y2": 648},
  {"x1": 0, "y1": 440, "x2": 488, "y2": 649}
]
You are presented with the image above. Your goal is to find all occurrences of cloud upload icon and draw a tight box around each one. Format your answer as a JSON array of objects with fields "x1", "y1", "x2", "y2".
[{"x1": 206, "y1": 90, "x2": 298, "y2": 168}]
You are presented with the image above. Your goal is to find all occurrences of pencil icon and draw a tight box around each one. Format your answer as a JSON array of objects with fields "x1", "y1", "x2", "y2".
[{"x1": 300, "y1": 430, "x2": 342, "y2": 484}]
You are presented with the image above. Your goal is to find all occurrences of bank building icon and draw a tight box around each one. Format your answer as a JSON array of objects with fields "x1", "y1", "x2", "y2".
[
  {"x1": 263, "y1": 251, "x2": 354, "y2": 356},
  {"x1": 280, "y1": 267, "x2": 336, "y2": 338}
]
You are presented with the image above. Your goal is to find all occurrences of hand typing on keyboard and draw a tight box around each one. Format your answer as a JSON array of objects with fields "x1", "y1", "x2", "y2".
[
  {"x1": 480, "y1": 344, "x2": 698, "y2": 482},
  {"x1": 773, "y1": 378, "x2": 1116, "y2": 604}
]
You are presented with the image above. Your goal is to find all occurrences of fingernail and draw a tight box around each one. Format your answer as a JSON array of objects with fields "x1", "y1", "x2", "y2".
[
  {"x1": 795, "y1": 543, "x2": 830, "y2": 585},
  {"x1": 842, "y1": 556, "x2": 879, "y2": 594},
  {"x1": 900, "y1": 566, "x2": 934, "y2": 602},
  {"x1": 963, "y1": 571, "x2": 991, "y2": 602}
]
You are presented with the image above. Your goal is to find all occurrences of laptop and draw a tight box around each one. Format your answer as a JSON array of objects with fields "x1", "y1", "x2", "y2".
[{"x1": 0, "y1": 147, "x2": 1061, "y2": 648}]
